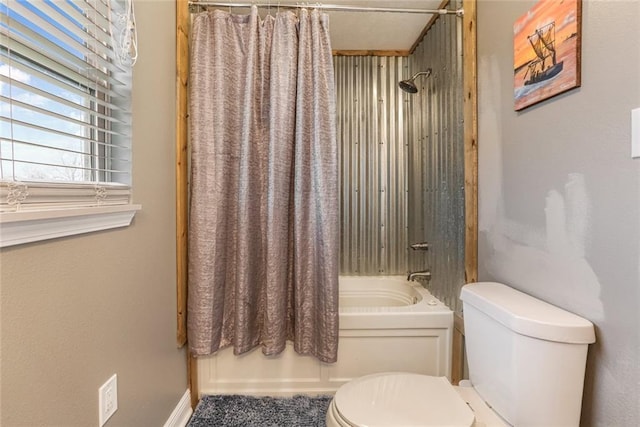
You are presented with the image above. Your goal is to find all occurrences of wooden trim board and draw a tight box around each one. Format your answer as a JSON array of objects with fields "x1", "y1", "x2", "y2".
[
  {"x1": 176, "y1": 0, "x2": 189, "y2": 348},
  {"x1": 452, "y1": 312, "x2": 466, "y2": 385},
  {"x1": 176, "y1": 0, "x2": 196, "y2": 409},
  {"x1": 333, "y1": 50, "x2": 409, "y2": 57},
  {"x1": 463, "y1": 0, "x2": 478, "y2": 285},
  {"x1": 451, "y1": 0, "x2": 477, "y2": 387}
]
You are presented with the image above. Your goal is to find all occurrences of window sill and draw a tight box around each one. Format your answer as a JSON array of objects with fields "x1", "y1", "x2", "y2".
[{"x1": 0, "y1": 204, "x2": 142, "y2": 248}]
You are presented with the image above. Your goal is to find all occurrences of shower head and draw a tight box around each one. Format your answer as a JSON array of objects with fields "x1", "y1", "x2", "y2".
[
  {"x1": 398, "y1": 69, "x2": 432, "y2": 94},
  {"x1": 399, "y1": 79, "x2": 419, "y2": 94}
]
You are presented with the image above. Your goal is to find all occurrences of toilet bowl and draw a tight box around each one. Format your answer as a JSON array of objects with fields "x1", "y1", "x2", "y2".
[
  {"x1": 326, "y1": 282, "x2": 596, "y2": 427},
  {"x1": 325, "y1": 372, "x2": 507, "y2": 427}
]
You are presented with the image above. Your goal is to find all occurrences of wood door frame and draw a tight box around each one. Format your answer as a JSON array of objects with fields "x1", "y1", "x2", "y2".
[{"x1": 175, "y1": 0, "x2": 477, "y2": 403}]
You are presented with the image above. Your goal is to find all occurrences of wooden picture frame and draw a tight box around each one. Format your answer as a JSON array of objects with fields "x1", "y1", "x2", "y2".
[{"x1": 513, "y1": 0, "x2": 582, "y2": 111}]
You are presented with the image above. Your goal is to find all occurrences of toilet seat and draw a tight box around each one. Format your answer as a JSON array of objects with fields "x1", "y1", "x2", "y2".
[{"x1": 328, "y1": 372, "x2": 476, "y2": 427}]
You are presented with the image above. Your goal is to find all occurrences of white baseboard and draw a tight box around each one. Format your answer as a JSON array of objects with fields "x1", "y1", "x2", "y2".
[{"x1": 163, "y1": 389, "x2": 193, "y2": 427}]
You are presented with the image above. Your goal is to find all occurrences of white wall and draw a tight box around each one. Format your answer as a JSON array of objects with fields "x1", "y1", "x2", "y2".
[
  {"x1": 477, "y1": 1, "x2": 640, "y2": 425},
  {"x1": 0, "y1": 1, "x2": 187, "y2": 425}
]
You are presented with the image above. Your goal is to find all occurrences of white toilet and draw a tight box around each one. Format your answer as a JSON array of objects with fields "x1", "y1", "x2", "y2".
[{"x1": 326, "y1": 282, "x2": 596, "y2": 427}]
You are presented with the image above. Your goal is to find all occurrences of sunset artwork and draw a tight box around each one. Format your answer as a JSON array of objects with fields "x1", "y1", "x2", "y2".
[{"x1": 513, "y1": 0, "x2": 582, "y2": 111}]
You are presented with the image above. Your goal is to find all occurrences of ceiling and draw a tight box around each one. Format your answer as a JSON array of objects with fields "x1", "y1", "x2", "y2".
[
  {"x1": 204, "y1": 0, "x2": 450, "y2": 51},
  {"x1": 321, "y1": 0, "x2": 447, "y2": 51}
]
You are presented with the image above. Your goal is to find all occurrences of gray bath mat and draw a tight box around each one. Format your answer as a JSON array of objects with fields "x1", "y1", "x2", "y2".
[{"x1": 187, "y1": 394, "x2": 332, "y2": 427}]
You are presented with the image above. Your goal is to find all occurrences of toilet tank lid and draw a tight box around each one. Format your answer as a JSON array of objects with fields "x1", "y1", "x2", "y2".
[{"x1": 461, "y1": 282, "x2": 595, "y2": 344}]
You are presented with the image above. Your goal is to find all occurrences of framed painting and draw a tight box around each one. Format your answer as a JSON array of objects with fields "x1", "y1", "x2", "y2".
[{"x1": 513, "y1": 0, "x2": 582, "y2": 111}]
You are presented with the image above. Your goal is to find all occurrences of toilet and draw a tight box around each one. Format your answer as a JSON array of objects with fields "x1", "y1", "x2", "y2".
[{"x1": 326, "y1": 282, "x2": 596, "y2": 427}]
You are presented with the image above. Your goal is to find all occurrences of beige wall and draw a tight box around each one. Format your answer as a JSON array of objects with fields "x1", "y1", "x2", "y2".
[
  {"x1": 0, "y1": 1, "x2": 187, "y2": 426},
  {"x1": 477, "y1": 0, "x2": 640, "y2": 425}
]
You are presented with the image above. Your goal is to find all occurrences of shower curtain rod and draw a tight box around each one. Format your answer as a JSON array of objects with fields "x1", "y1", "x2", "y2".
[{"x1": 188, "y1": 1, "x2": 464, "y2": 16}]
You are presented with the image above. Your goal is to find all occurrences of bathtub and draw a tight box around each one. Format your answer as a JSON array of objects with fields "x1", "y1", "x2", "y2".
[{"x1": 197, "y1": 276, "x2": 453, "y2": 396}]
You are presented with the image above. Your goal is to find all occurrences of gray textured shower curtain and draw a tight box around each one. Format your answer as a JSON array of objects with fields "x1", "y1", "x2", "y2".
[{"x1": 188, "y1": 7, "x2": 339, "y2": 363}]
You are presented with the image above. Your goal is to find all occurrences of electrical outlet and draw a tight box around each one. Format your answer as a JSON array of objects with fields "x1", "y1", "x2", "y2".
[
  {"x1": 632, "y1": 108, "x2": 640, "y2": 158},
  {"x1": 99, "y1": 374, "x2": 118, "y2": 427}
]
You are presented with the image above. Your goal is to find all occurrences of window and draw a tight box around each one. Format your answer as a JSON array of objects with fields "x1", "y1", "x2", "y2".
[{"x1": 0, "y1": 0, "x2": 139, "y2": 247}]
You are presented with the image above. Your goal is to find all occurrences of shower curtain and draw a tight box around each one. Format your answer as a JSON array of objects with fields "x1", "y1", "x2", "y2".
[{"x1": 188, "y1": 7, "x2": 339, "y2": 363}]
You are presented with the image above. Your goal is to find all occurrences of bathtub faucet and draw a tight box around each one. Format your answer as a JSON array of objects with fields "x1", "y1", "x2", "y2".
[{"x1": 407, "y1": 270, "x2": 431, "y2": 282}]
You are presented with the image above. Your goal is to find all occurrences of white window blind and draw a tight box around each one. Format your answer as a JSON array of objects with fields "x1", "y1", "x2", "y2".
[
  {"x1": 0, "y1": 0, "x2": 140, "y2": 247},
  {"x1": 0, "y1": 0, "x2": 134, "y2": 212}
]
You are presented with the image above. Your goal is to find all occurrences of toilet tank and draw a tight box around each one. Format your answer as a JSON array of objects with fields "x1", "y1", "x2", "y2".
[{"x1": 460, "y1": 282, "x2": 595, "y2": 427}]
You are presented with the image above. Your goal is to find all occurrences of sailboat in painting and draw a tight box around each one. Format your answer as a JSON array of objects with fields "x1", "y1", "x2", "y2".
[{"x1": 523, "y1": 22, "x2": 563, "y2": 85}]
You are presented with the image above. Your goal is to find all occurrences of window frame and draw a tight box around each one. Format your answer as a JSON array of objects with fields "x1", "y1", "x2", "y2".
[{"x1": 0, "y1": 0, "x2": 140, "y2": 248}]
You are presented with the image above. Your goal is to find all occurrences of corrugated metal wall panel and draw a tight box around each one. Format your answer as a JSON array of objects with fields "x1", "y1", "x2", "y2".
[
  {"x1": 408, "y1": 10, "x2": 465, "y2": 312},
  {"x1": 335, "y1": 56, "x2": 408, "y2": 275},
  {"x1": 334, "y1": 10, "x2": 465, "y2": 312}
]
